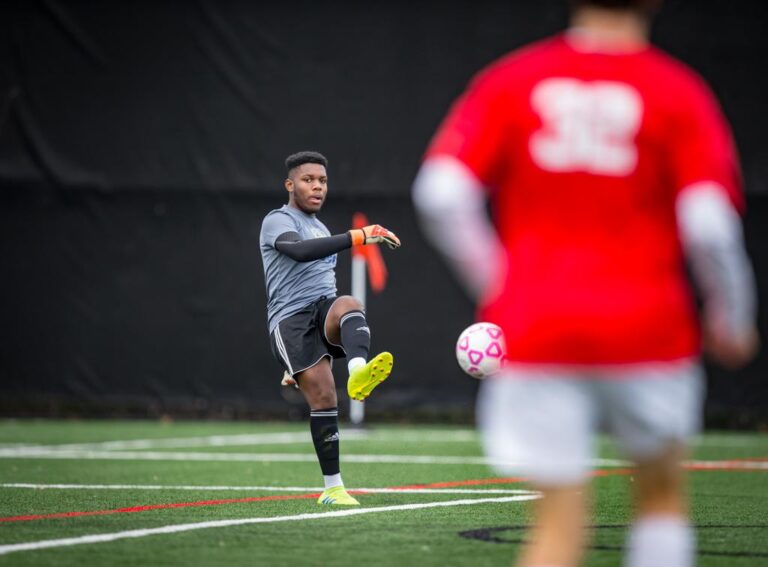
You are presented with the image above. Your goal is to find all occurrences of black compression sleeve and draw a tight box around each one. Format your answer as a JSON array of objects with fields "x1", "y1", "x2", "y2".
[{"x1": 275, "y1": 232, "x2": 352, "y2": 262}]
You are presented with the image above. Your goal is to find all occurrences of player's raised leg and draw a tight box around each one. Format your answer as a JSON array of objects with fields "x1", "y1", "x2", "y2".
[
  {"x1": 325, "y1": 296, "x2": 394, "y2": 401},
  {"x1": 294, "y1": 357, "x2": 359, "y2": 506}
]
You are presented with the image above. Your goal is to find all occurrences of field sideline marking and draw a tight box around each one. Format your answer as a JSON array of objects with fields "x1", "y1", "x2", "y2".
[
  {"x1": 4, "y1": 430, "x2": 765, "y2": 453},
  {"x1": 0, "y1": 488, "x2": 540, "y2": 523},
  {"x1": 0, "y1": 483, "x2": 534, "y2": 495},
  {"x1": 0, "y1": 447, "x2": 629, "y2": 467},
  {"x1": 6, "y1": 430, "x2": 763, "y2": 453},
  {"x1": 5, "y1": 430, "x2": 478, "y2": 452},
  {"x1": 1, "y1": 462, "x2": 761, "y2": 525},
  {"x1": 2, "y1": 447, "x2": 767, "y2": 470},
  {"x1": 25, "y1": 432, "x2": 351, "y2": 451},
  {"x1": 0, "y1": 478, "x2": 539, "y2": 523},
  {"x1": 0, "y1": 493, "x2": 322, "y2": 522},
  {"x1": 0, "y1": 495, "x2": 538, "y2": 556}
]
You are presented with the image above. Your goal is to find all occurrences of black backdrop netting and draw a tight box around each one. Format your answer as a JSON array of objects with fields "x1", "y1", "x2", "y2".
[
  {"x1": 0, "y1": 0, "x2": 567, "y2": 193},
  {"x1": 1, "y1": 0, "x2": 767, "y2": 423},
  {"x1": 2, "y1": 0, "x2": 768, "y2": 194}
]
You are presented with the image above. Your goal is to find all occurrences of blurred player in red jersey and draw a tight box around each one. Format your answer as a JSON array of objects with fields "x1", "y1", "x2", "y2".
[{"x1": 414, "y1": 1, "x2": 759, "y2": 566}]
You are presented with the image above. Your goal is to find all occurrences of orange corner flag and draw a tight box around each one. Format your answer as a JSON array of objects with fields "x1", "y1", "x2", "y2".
[{"x1": 352, "y1": 212, "x2": 388, "y2": 292}]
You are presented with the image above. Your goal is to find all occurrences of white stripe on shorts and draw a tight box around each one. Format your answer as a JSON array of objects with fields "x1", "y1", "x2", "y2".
[{"x1": 273, "y1": 324, "x2": 294, "y2": 376}]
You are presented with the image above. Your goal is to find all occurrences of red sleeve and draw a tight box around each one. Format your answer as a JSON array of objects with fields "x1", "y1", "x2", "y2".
[
  {"x1": 669, "y1": 74, "x2": 744, "y2": 212},
  {"x1": 425, "y1": 70, "x2": 510, "y2": 190}
]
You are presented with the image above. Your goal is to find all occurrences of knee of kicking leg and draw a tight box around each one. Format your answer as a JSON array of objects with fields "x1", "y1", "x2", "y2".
[
  {"x1": 335, "y1": 296, "x2": 364, "y2": 314},
  {"x1": 326, "y1": 297, "x2": 365, "y2": 341}
]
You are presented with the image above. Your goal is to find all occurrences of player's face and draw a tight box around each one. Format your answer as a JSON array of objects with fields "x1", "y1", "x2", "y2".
[{"x1": 286, "y1": 163, "x2": 328, "y2": 214}]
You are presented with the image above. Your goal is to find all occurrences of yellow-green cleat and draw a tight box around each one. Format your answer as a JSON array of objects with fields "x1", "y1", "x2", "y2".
[
  {"x1": 347, "y1": 351, "x2": 393, "y2": 402},
  {"x1": 317, "y1": 485, "x2": 360, "y2": 506}
]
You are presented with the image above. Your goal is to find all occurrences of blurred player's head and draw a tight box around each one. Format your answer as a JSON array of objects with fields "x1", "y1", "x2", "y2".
[
  {"x1": 569, "y1": 0, "x2": 661, "y2": 17},
  {"x1": 568, "y1": 0, "x2": 661, "y2": 42},
  {"x1": 284, "y1": 151, "x2": 329, "y2": 214}
]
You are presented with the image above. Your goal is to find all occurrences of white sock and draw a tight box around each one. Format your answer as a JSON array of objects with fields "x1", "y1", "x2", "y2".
[
  {"x1": 323, "y1": 473, "x2": 343, "y2": 490},
  {"x1": 625, "y1": 516, "x2": 694, "y2": 567},
  {"x1": 347, "y1": 357, "x2": 366, "y2": 375}
]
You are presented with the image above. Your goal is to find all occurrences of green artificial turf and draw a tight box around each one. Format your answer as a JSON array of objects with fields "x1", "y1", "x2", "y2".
[{"x1": 0, "y1": 420, "x2": 765, "y2": 566}]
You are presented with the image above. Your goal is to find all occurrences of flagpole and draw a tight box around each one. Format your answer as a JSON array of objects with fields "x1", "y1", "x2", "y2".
[{"x1": 350, "y1": 249, "x2": 367, "y2": 426}]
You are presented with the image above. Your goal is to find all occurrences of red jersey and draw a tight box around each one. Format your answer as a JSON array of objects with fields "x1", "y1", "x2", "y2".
[{"x1": 426, "y1": 34, "x2": 743, "y2": 364}]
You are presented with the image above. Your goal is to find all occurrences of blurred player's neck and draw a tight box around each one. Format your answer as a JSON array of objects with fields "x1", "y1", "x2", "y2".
[{"x1": 568, "y1": 7, "x2": 649, "y2": 52}]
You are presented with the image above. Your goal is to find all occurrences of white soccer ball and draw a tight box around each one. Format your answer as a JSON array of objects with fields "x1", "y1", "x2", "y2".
[{"x1": 455, "y1": 322, "x2": 506, "y2": 379}]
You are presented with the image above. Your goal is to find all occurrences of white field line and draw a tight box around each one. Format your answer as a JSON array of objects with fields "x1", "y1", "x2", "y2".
[
  {"x1": 1, "y1": 448, "x2": 763, "y2": 470},
  {"x1": 28, "y1": 429, "x2": 763, "y2": 451},
  {"x1": 686, "y1": 459, "x2": 768, "y2": 470},
  {"x1": 11, "y1": 429, "x2": 478, "y2": 452},
  {"x1": 0, "y1": 483, "x2": 536, "y2": 495},
  {"x1": 0, "y1": 495, "x2": 539, "y2": 557},
  {"x1": 23, "y1": 432, "x2": 329, "y2": 451},
  {"x1": 357, "y1": 430, "x2": 478, "y2": 444},
  {"x1": 5, "y1": 430, "x2": 765, "y2": 453},
  {"x1": 0, "y1": 447, "x2": 630, "y2": 467}
]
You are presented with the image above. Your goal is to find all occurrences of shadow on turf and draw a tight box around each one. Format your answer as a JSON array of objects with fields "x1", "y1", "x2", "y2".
[{"x1": 458, "y1": 525, "x2": 768, "y2": 558}]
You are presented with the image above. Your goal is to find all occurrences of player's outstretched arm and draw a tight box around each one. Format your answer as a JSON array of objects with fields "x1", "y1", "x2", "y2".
[
  {"x1": 275, "y1": 231, "x2": 353, "y2": 262},
  {"x1": 348, "y1": 224, "x2": 401, "y2": 249},
  {"x1": 275, "y1": 225, "x2": 401, "y2": 263}
]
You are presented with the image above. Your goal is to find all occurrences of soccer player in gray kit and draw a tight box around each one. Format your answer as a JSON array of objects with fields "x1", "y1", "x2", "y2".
[{"x1": 260, "y1": 151, "x2": 400, "y2": 505}]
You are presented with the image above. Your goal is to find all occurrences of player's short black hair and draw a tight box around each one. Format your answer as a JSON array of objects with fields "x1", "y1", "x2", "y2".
[
  {"x1": 569, "y1": 0, "x2": 661, "y2": 13},
  {"x1": 285, "y1": 151, "x2": 328, "y2": 175}
]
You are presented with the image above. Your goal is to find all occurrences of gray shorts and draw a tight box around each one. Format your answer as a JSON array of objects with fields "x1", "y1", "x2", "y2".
[{"x1": 477, "y1": 360, "x2": 705, "y2": 485}]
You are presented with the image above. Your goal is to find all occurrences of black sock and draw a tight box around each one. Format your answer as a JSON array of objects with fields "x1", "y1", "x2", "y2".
[
  {"x1": 339, "y1": 310, "x2": 370, "y2": 361},
  {"x1": 310, "y1": 407, "x2": 340, "y2": 476}
]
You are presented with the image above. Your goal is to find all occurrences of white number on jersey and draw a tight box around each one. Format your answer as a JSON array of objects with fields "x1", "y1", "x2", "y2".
[{"x1": 529, "y1": 78, "x2": 643, "y2": 176}]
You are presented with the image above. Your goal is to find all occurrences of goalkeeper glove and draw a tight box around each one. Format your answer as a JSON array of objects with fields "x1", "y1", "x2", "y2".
[{"x1": 348, "y1": 224, "x2": 401, "y2": 249}]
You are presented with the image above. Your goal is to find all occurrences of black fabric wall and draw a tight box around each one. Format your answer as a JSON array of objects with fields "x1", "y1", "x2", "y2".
[{"x1": 1, "y1": 0, "x2": 767, "y2": 424}]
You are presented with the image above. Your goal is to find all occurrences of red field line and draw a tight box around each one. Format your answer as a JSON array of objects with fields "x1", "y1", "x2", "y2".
[
  {"x1": 0, "y1": 477, "x2": 536, "y2": 523},
  {"x1": 1, "y1": 461, "x2": 763, "y2": 523},
  {"x1": 0, "y1": 493, "x2": 322, "y2": 523},
  {"x1": 684, "y1": 460, "x2": 768, "y2": 472}
]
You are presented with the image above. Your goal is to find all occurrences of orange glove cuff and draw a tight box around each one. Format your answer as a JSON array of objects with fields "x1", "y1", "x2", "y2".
[{"x1": 349, "y1": 229, "x2": 365, "y2": 246}]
